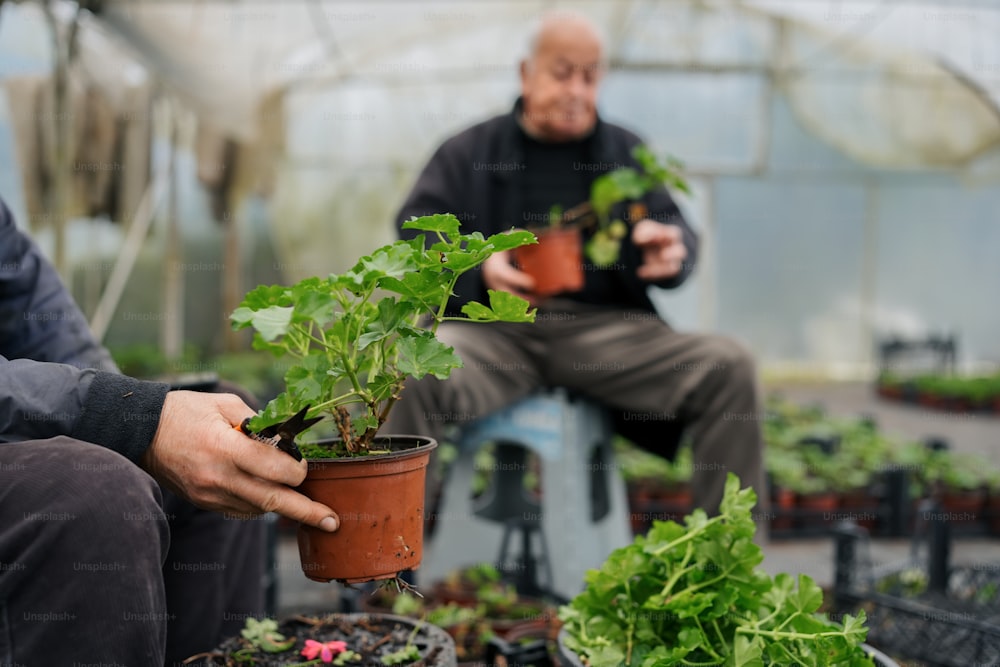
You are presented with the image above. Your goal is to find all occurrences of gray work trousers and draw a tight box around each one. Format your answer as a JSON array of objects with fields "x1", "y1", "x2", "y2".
[
  {"x1": 384, "y1": 299, "x2": 768, "y2": 517},
  {"x1": 0, "y1": 437, "x2": 267, "y2": 666}
]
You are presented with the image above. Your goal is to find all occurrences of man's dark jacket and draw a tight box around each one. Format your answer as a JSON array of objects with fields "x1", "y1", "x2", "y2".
[
  {"x1": 0, "y1": 198, "x2": 169, "y2": 461},
  {"x1": 394, "y1": 100, "x2": 695, "y2": 454},
  {"x1": 395, "y1": 99, "x2": 698, "y2": 316}
]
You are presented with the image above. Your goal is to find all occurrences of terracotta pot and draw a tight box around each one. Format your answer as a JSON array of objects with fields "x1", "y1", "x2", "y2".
[
  {"x1": 771, "y1": 487, "x2": 796, "y2": 532},
  {"x1": 876, "y1": 384, "x2": 902, "y2": 401},
  {"x1": 938, "y1": 488, "x2": 986, "y2": 526},
  {"x1": 297, "y1": 435, "x2": 437, "y2": 583},
  {"x1": 795, "y1": 491, "x2": 840, "y2": 528},
  {"x1": 837, "y1": 489, "x2": 880, "y2": 532},
  {"x1": 511, "y1": 227, "x2": 584, "y2": 297},
  {"x1": 659, "y1": 484, "x2": 693, "y2": 510}
]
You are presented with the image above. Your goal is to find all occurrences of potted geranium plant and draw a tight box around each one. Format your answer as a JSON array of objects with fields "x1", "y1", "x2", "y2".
[
  {"x1": 512, "y1": 145, "x2": 691, "y2": 295},
  {"x1": 230, "y1": 214, "x2": 536, "y2": 584}
]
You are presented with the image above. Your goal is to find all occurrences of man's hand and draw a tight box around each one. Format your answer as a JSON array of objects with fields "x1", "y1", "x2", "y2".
[
  {"x1": 632, "y1": 219, "x2": 688, "y2": 282},
  {"x1": 142, "y1": 391, "x2": 339, "y2": 532},
  {"x1": 482, "y1": 250, "x2": 542, "y2": 306}
]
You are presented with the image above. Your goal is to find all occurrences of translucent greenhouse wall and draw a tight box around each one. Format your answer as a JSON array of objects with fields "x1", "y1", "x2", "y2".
[{"x1": 1, "y1": 1, "x2": 998, "y2": 375}]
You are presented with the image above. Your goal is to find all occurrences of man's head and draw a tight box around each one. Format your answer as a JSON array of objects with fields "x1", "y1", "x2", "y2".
[{"x1": 519, "y1": 11, "x2": 607, "y2": 142}]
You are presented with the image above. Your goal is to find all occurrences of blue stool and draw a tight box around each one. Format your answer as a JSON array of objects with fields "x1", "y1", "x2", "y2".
[{"x1": 420, "y1": 389, "x2": 633, "y2": 601}]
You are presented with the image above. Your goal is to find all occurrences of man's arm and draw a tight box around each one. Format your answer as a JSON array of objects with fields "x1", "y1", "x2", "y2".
[
  {"x1": 0, "y1": 355, "x2": 170, "y2": 462},
  {"x1": 0, "y1": 197, "x2": 340, "y2": 529},
  {"x1": 0, "y1": 198, "x2": 118, "y2": 371}
]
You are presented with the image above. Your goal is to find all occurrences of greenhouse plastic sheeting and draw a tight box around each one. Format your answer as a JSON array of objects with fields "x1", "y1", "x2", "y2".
[{"x1": 1, "y1": 0, "x2": 998, "y2": 370}]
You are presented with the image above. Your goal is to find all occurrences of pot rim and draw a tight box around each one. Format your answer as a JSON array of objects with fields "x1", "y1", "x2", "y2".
[{"x1": 302, "y1": 434, "x2": 437, "y2": 464}]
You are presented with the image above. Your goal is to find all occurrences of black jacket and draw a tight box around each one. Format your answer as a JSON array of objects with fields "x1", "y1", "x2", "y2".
[{"x1": 395, "y1": 99, "x2": 698, "y2": 316}]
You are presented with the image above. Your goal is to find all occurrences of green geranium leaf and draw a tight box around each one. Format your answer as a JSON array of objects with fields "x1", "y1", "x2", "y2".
[
  {"x1": 291, "y1": 279, "x2": 338, "y2": 326},
  {"x1": 459, "y1": 291, "x2": 535, "y2": 323},
  {"x1": 357, "y1": 300, "x2": 417, "y2": 350},
  {"x1": 240, "y1": 305, "x2": 294, "y2": 342},
  {"x1": 396, "y1": 335, "x2": 463, "y2": 380},
  {"x1": 380, "y1": 269, "x2": 451, "y2": 304},
  {"x1": 485, "y1": 229, "x2": 537, "y2": 252},
  {"x1": 489, "y1": 290, "x2": 536, "y2": 321},
  {"x1": 403, "y1": 213, "x2": 460, "y2": 237},
  {"x1": 732, "y1": 634, "x2": 764, "y2": 667},
  {"x1": 361, "y1": 242, "x2": 420, "y2": 280},
  {"x1": 460, "y1": 301, "x2": 495, "y2": 321},
  {"x1": 352, "y1": 413, "x2": 380, "y2": 435},
  {"x1": 233, "y1": 284, "x2": 290, "y2": 315}
]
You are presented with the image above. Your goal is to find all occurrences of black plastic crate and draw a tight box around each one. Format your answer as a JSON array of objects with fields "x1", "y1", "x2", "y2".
[{"x1": 832, "y1": 513, "x2": 1000, "y2": 667}]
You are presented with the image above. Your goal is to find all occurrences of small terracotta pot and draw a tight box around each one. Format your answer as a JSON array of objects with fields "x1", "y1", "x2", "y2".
[
  {"x1": 837, "y1": 489, "x2": 880, "y2": 532},
  {"x1": 771, "y1": 487, "x2": 796, "y2": 532},
  {"x1": 938, "y1": 488, "x2": 986, "y2": 525},
  {"x1": 296, "y1": 435, "x2": 437, "y2": 583},
  {"x1": 511, "y1": 227, "x2": 584, "y2": 296},
  {"x1": 796, "y1": 491, "x2": 840, "y2": 528}
]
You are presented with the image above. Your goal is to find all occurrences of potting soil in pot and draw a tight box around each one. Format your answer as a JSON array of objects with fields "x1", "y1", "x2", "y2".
[{"x1": 192, "y1": 613, "x2": 457, "y2": 667}]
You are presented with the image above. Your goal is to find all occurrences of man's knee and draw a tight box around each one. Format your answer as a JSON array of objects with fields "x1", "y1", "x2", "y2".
[{"x1": 700, "y1": 335, "x2": 758, "y2": 384}]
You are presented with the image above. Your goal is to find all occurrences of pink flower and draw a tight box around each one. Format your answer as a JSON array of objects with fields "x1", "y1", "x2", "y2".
[{"x1": 301, "y1": 639, "x2": 349, "y2": 663}]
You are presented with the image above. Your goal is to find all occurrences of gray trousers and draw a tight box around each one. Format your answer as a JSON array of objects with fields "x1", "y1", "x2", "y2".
[
  {"x1": 384, "y1": 299, "x2": 767, "y2": 517},
  {"x1": 0, "y1": 437, "x2": 267, "y2": 666}
]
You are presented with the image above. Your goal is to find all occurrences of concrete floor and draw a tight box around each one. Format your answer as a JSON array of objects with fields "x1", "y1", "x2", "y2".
[{"x1": 274, "y1": 380, "x2": 1000, "y2": 616}]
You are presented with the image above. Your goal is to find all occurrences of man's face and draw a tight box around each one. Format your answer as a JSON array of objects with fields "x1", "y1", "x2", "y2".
[{"x1": 520, "y1": 24, "x2": 604, "y2": 142}]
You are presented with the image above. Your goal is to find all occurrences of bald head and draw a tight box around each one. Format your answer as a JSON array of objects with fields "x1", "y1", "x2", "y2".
[
  {"x1": 525, "y1": 11, "x2": 607, "y2": 66},
  {"x1": 519, "y1": 11, "x2": 607, "y2": 142}
]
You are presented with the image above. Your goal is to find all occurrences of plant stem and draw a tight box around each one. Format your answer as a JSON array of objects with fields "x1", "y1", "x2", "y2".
[
  {"x1": 692, "y1": 616, "x2": 724, "y2": 662},
  {"x1": 648, "y1": 515, "x2": 725, "y2": 557},
  {"x1": 657, "y1": 540, "x2": 695, "y2": 597},
  {"x1": 736, "y1": 627, "x2": 856, "y2": 640},
  {"x1": 623, "y1": 577, "x2": 635, "y2": 666}
]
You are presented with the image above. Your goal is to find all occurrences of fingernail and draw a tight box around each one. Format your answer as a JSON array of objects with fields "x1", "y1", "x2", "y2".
[{"x1": 319, "y1": 516, "x2": 339, "y2": 532}]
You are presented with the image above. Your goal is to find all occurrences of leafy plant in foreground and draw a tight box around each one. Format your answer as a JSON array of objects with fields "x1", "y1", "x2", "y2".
[
  {"x1": 231, "y1": 214, "x2": 536, "y2": 455},
  {"x1": 558, "y1": 474, "x2": 874, "y2": 666}
]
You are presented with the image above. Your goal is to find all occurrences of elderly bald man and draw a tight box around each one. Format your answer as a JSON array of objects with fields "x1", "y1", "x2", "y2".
[{"x1": 388, "y1": 11, "x2": 767, "y2": 523}]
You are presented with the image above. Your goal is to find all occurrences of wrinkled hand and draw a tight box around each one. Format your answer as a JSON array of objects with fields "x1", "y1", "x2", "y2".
[
  {"x1": 632, "y1": 219, "x2": 688, "y2": 282},
  {"x1": 142, "y1": 390, "x2": 339, "y2": 531},
  {"x1": 482, "y1": 251, "x2": 542, "y2": 306}
]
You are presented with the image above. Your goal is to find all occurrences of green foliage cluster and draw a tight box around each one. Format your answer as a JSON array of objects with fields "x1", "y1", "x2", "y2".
[
  {"x1": 239, "y1": 617, "x2": 296, "y2": 654},
  {"x1": 763, "y1": 396, "x2": 1000, "y2": 496},
  {"x1": 549, "y1": 145, "x2": 690, "y2": 267},
  {"x1": 616, "y1": 439, "x2": 694, "y2": 487},
  {"x1": 879, "y1": 371, "x2": 1000, "y2": 406},
  {"x1": 559, "y1": 475, "x2": 875, "y2": 666},
  {"x1": 230, "y1": 215, "x2": 536, "y2": 455}
]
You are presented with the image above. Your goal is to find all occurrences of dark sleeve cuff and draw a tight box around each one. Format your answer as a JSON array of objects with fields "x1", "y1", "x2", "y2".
[{"x1": 72, "y1": 371, "x2": 171, "y2": 463}]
